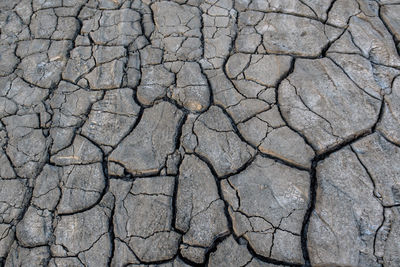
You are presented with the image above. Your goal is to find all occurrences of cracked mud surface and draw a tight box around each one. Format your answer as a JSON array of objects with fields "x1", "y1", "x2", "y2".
[{"x1": 0, "y1": 0, "x2": 400, "y2": 266}]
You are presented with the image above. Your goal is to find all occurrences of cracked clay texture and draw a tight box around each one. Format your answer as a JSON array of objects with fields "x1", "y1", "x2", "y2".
[{"x1": 0, "y1": 0, "x2": 400, "y2": 266}]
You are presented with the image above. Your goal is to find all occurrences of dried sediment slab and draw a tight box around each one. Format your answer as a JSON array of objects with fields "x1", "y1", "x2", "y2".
[
  {"x1": 235, "y1": 0, "x2": 333, "y2": 20},
  {"x1": 225, "y1": 53, "x2": 292, "y2": 88},
  {"x1": 17, "y1": 40, "x2": 72, "y2": 89},
  {"x1": 201, "y1": 0, "x2": 237, "y2": 69},
  {"x1": 348, "y1": 13, "x2": 400, "y2": 68},
  {"x1": 81, "y1": 88, "x2": 141, "y2": 147},
  {"x1": 151, "y1": 1, "x2": 202, "y2": 61},
  {"x1": 327, "y1": 52, "x2": 390, "y2": 98},
  {"x1": 182, "y1": 106, "x2": 256, "y2": 177},
  {"x1": 56, "y1": 163, "x2": 106, "y2": 214},
  {"x1": 381, "y1": 4, "x2": 400, "y2": 40},
  {"x1": 176, "y1": 155, "x2": 229, "y2": 264},
  {"x1": 16, "y1": 206, "x2": 52, "y2": 247},
  {"x1": 50, "y1": 135, "x2": 103, "y2": 166},
  {"x1": 110, "y1": 176, "x2": 181, "y2": 263},
  {"x1": 254, "y1": 13, "x2": 342, "y2": 57},
  {"x1": 237, "y1": 105, "x2": 315, "y2": 169},
  {"x1": 85, "y1": 58, "x2": 126, "y2": 90},
  {"x1": 171, "y1": 61, "x2": 211, "y2": 113},
  {"x1": 81, "y1": 8, "x2": 142, "y2": 46},
  {"x1": 3, "y1": 114, "x2": 49, "y2": 179},
  {"x1": 352, "y1": 133, "x2": 400, "y2": 206},
  {"x1": 109, "y1": 101, "x2": 183, "y2": 176},
  {"x1": 208, "y1": 236, "x2": 253, "y2": 267},
  {"x1": 225, "y1": 53, "x2": 315, "y2": 168},
  {"x1": 5, "y1": 244, "x2": 50, "y2": 267},
  {"x1": 375, "y1": 207, "x2": 400, "y2": 267},
  {"x1": 137, "y1": 64, "x2": 175, "y2": 106},
  {"x1": 279, "y1": 58, "x2": 381, "y2": 153},
  {"x1": 0, "y1": 179, "x2": 28, "y2": 224},
  {"x1": 51, "y1": 194, "x2": 114, "y2": 266},
  {"x1": 378, "y1": 76, "x2": 400, "y2": 145},
  {"x1": 308, "y1": 147, "x2": 383, "y2": 267},
  {"x1": 222, "y1": 156, "x2": 310, "y2": 264}
]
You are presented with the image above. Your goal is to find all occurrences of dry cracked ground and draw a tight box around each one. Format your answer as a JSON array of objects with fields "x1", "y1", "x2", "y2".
[{"x1": 1, "y1": 0, "x2": 400, "y2": 266}]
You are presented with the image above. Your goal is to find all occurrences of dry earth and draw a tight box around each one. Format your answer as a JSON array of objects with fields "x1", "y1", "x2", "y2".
[{"x1": 0, "y1": 0, "x2": 400, "y2": 266}]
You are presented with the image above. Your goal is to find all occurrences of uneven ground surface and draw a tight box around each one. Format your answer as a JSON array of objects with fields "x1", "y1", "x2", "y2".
[{"x1": 0, "y1": 0, "x2": 400, "y2": 266}]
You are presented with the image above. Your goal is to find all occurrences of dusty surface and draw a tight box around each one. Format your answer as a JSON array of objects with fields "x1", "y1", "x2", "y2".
[{"x1": 0, "y1": 0, "x2": 400, "y2": 266}]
